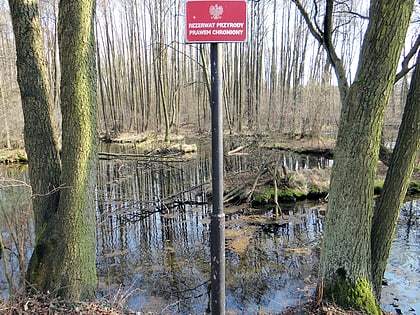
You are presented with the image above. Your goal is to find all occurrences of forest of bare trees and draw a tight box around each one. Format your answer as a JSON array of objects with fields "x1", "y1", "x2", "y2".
[{"x1": 0, "y1": 0, "x2": 417, "y2": 148}]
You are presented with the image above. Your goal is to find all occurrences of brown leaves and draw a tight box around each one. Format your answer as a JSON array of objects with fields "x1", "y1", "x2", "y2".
[
  {"x1": 280, "y1": 299, "x2": 388, "y2": 315},
  {"x1": 0, "y1": 294, "x2": 135, "y2": 315}
]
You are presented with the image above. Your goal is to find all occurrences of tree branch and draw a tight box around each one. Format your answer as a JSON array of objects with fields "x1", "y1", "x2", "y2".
[
  {"x1": 335, "y1": 10, "x2": 369, "y2": 20},
  {"x1": 292, "y1": 0, "x2": 350, "y2": 101},
  {"x1": 291, "y1": 0, "x2": 323, "y2": 44},
  {"x1": 312, "y1": 0, "x2": 324, "y2": 37},
  {"x1": 395, "y1": 34, "x2": 420, "y2": 83}
]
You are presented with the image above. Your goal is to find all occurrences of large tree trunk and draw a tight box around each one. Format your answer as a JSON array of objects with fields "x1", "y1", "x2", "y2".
[
  {"x1": 10, "y1": 0, "x2": 97, "y2": 300},
  {"x1": 8, "y1": 0, "x2": 61, "y2": 238},
  {"x1": 371, "y1": 52, "x2": 420, "y2": 299},
  {"x1": 50, "y1": 0, "x2": 98, "y2": 299},
  {"x1": 319, "y1": 0, "x2": 413, "y2": 313},
  {"x1": 9, "y1": 0, "x2": 62, "y2": 288}
]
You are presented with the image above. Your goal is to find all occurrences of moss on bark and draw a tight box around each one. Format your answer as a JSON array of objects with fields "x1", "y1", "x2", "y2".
[{"x1": 324, "y1": 277, "x2": 381, "y2": 315}]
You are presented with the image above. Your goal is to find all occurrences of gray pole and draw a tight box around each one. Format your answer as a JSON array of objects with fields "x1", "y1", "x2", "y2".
[{"x1": 210, "y1": 42, "x2": 225, "y2": 315}]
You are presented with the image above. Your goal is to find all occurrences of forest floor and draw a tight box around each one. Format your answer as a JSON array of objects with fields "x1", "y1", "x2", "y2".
[{"x1": 0, "y1": 293, "x2": 385, "y2": 314}]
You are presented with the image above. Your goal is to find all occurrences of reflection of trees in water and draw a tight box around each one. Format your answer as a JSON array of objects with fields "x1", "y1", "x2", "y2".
[
  {"x1": 0, "y1": 166, "x2": 32, "y2": 290},
  {"x1": 94, "y1": 148, "x2": 329, "y2": 312},
  {"x1": 1, "y1": 151, "x2": 417, "y2": 312},
  {"x1": 225, "y1": 144, "x2": 332, "y2": 174},
  {"x1": 93, "y1": 147, "x2": 417, "y2": 312},
  {"x1": 96, "y1": 156, "x2": 212, "y2": 312},
  {"x1": 401, "y1": 200, "x2": 419, "y2": 241},
  {"x1": 381, "y1": 200, "x2": 419, "y2": 314},
  {"x1": 225, "y1": 206, "x2": 322, "y2": 312}
]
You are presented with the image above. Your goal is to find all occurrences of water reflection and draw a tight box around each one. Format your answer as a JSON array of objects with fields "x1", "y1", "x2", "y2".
[
  {"x1": 382, "y1": 200, "x2": 420, "y2": 314},
  {"x1": 94, "y1": 143, "x2": 418, "y2": 314},
  {"x1": 95, "y1": 145, "x2": 330, "y2": 313},
  {"x1": 96, "y1": 154, "x2": 213, "y2": 313},
  {"x1": 0, "y1": 144, "x2": 418, "y2": 314},
  {"x1": 0, "y1": 166, "x2": 33, "y2": 293},
  {"x1": 224, "y1": 205, "x2": 322, "y2": 313}
]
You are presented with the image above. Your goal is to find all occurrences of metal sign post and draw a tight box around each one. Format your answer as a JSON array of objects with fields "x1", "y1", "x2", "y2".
[
  {"x1": 186, "y1": 0, "x2": 247, "y2": 43},
  {"x1": 210, "y1": 42, "x2": 225, "y2": 314},
  {"x1": 185, "y1": 1, "x2": 247, "y2": 314}
]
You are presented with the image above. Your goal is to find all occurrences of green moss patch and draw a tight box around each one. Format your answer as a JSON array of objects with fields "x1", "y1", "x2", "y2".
[
  {"x1": 252, "y1": 168, "x2": 330, "y2": 204},
  {"x1": 374, "y1": 179, "x2": 384, "y2": 195},
  {"x1": 326, "y1": 277, "x2": 381, "y2": 315},
  {"x1": 373, "y1": 179, "x2": 420, "y2": 196},
  {"x1": 253, "y1": 186, "x2": 320, "y2": 204},
  {"x1": 407, "y1": 180, "x2": 420, "y2": 195}
]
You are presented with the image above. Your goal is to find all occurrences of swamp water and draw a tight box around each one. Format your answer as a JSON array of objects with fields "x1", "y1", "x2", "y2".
[{"x1": 0, "y1": 143, "x2": 419, "y2": 314}]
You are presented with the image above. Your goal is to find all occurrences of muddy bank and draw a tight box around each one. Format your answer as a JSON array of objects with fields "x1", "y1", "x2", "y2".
[
  {"x1": 0, "y1": 149, "x2": 27, "y2": 165},
  {"x1": 222, "y1": 159, "x2": 420, "y2": 206}
]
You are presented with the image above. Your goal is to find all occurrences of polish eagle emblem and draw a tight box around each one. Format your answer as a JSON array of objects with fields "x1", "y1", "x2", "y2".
[{"x1": 209, "y1": 4, "x2": 223, "y2": 20}]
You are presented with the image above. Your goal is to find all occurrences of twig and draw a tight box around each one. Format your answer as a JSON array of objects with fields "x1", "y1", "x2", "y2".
[{"x1": 0, "y1": 232, "x2": 13, "y2": 298}]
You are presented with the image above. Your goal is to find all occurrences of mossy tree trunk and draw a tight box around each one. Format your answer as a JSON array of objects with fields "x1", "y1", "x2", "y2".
[
  {"x1": 317, "y1": 0, "x2": 414, "y2": 313},
  {"x1": 371, "y1": 52, "x2": 420, "y2": 300},
  {"x1": 8, "y1": 0, "x2": 62, "y2": 238},
  {"x1": 9, "y1": 0, "x2": 97, "y2": 300},
  {"x1": 50, "y1": 0, "x2": 98, "y2": 299}
]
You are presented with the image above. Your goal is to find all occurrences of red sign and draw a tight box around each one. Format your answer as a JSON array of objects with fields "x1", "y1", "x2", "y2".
[{"x1": 186, "y1": 0, "x2": 247, "y2": 43}]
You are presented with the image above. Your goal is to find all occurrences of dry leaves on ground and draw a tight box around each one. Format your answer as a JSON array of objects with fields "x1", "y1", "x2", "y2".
[
  {"x1": 0, "y1": 294, "x2": 135, "y2": 315},
  {"x1": 279, "y1": 299, "x2": 395, "y2": 315}
]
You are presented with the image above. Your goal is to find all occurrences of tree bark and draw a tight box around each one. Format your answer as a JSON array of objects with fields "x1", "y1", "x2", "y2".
[
  {"x1": 8, "y1": 0, "x2": 62, "y2": 238},
  {"x1": 371, "y1": 52, "x2": 420, "y2": 299},
  {"x1": 9, "y1": 0, "x2": 97, "y2": 300},
  {"x1": 319, "y1": 0, "x2": 413, "y2": 313},
  {"x1": 51, "y1": 0, "x2": 98, "y2": 299}
]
